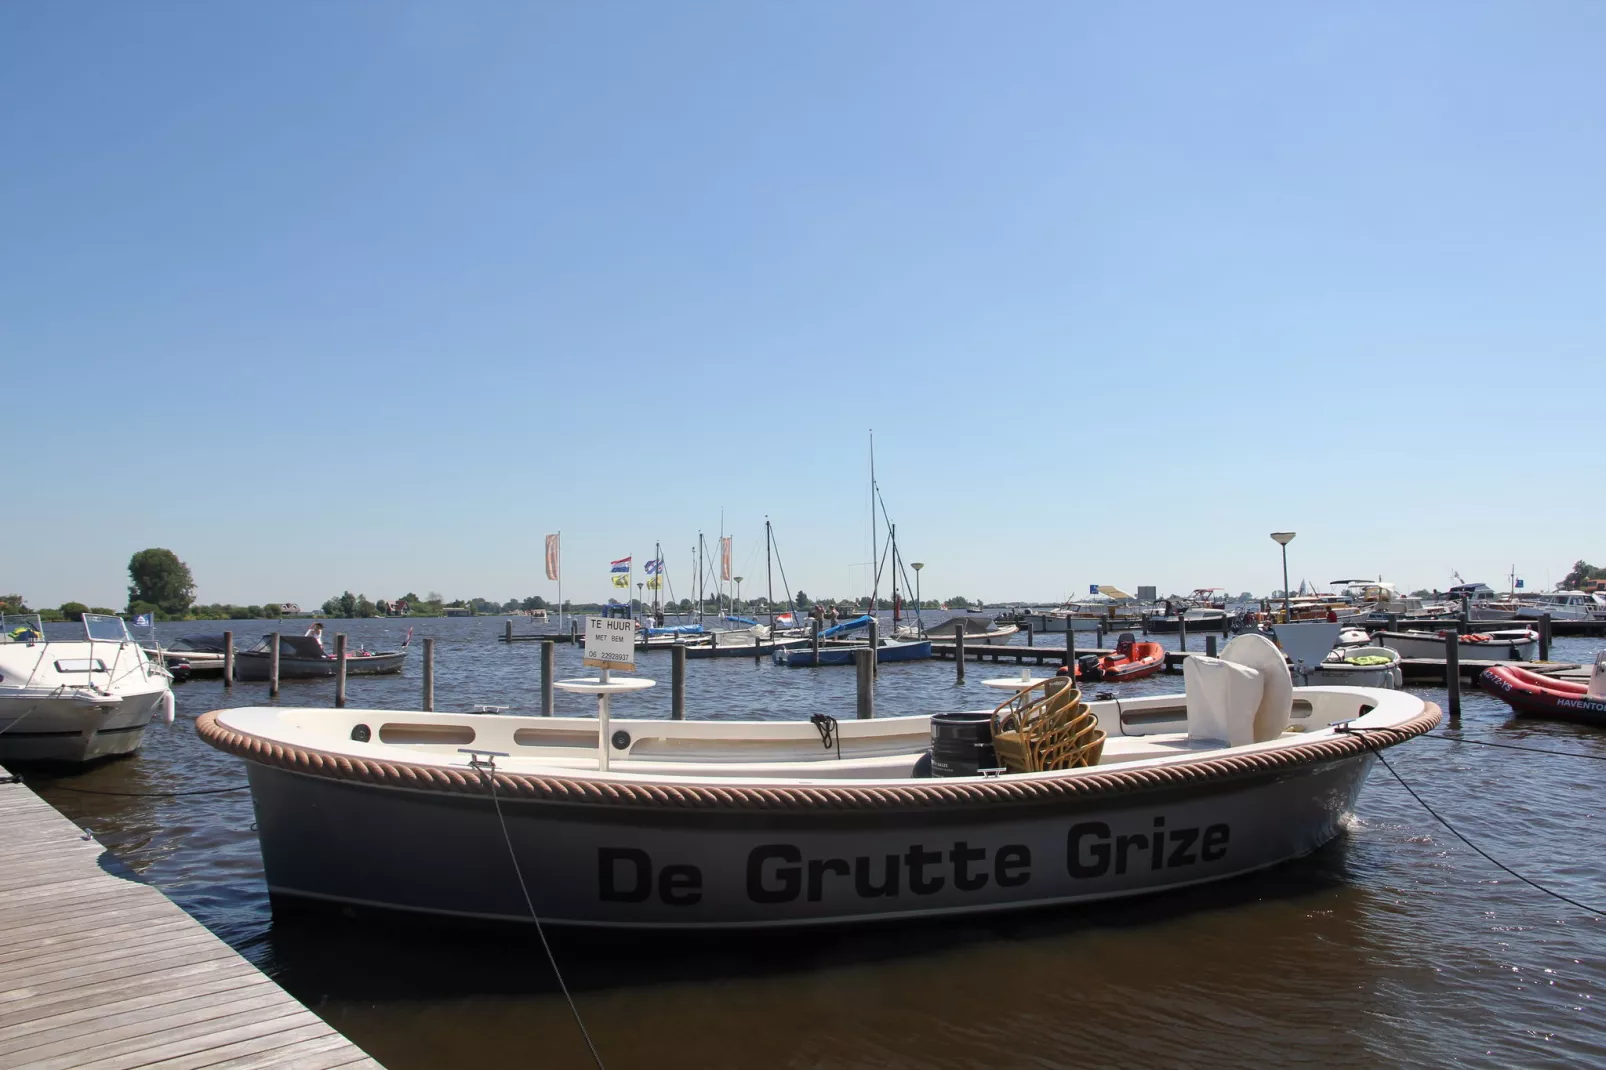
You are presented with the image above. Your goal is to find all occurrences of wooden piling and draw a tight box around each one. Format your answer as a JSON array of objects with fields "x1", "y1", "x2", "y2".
[
  {"x1": 868, "y1": 617, "x2": 879, "y2": 679},
  {"x1": 1025, "y1": 622, "x2": 1034, "y2": 646},
  {"x1": 1206, "y1": 634, "x2": 1217, "y2": 658},
  {"x1": 222, "y1": 629, "x2": 233, "y2": 688},
  {"x1": 334, "y1": 633, "x2": 347, "y2": 708},
  {"x1": 855, "y1": 647, "x2": 874, "y2": 719},
  {"x1": 540, "y1": 639, "x2": 555, "y2": 715},
  {"x1": 1445, "y1": 628, "x2": 1461, "y2": 717},
  {"x1": 1539, "y1": 613, "x2": 1552, "y2": 661},
  {"x1": 955, "y1": 625, "x2": 966, "y2": 683},
  {"x1": 671, "y1": 643, "x2": 687, "y2": 720},
  {"x1": 268, "y1": 631, "x2": 280, "y2": 697},
  {"x1": 422, "y1": 637, "x2": 435, "y2": 712},
  {"x1": 1178, "y1": 617, "x2": 1188, "y2": 652},
  {"x1": 1066, "y1": 630, "x2": 1076, "y2": 671},
  {"x1": 811, "y1": 618, "x2": 821, "y2": 665},
  {"x1": 1388, "y1": 613, "x2": 1399, "y2": 633},
  {"x1": 505, "y1": 620, "x2": 513, "y2": 643}
]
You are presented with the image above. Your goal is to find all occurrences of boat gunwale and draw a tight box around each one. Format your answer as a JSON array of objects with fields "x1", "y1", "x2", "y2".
[{"x1": 196, "y1": 699, "x2": 1441, "y2": 814}]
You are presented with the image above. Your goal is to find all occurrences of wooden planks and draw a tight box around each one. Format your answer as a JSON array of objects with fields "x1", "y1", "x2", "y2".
[{"x1": 0, "y1": 766, "x2": 384, "y2": 1070}]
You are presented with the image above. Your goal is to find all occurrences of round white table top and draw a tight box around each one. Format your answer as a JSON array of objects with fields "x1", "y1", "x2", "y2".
[
  {"x1": 980, "y1": 676, "x2": 1054, "y2": 691},
  {"x1": 553, "y1": 676, "x2": 657, "y2": 694}
]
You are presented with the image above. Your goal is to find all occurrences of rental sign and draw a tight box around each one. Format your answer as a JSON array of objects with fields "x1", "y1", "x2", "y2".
[{"x1": 583, "y1": 616, "x2": 637, "y2": 672}]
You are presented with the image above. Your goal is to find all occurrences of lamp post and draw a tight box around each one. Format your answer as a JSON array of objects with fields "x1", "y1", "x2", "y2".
[
  {"x1": 1270, "y1": 532, "x2": 1296, "y2": 623},
  {"x1": 911, "y1": 563, "x2": 924, "y2": 612},
  {"x1": 734, "y1": 576, "x2": 743, "y2": 612},
  {"x1": 637, "y1": 582, "x2": 644, "y2": 616}
]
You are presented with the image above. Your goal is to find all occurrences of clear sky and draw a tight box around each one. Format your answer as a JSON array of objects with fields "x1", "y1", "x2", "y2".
[{"x1": 3, "y1": 1, "x2": 1601, "y2": 610}]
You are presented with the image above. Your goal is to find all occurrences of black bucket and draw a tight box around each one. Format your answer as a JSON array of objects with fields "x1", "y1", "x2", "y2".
[{"x1": 929, "y1": 712, "x2": 997, "y2": 777}]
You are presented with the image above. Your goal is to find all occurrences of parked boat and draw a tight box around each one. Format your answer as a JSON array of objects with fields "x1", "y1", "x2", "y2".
[
  {"x1": 1075, "y1": 633, "x2": 1165, "y2": 682},
  {"x1": 774, "y1": 638, "x2": 933, "y2": 667},
  {"x1": 145, "y1": 633, "x2": 231, "y2": 676},
  {"x1": 1373, "y1": 628, "x2": 1538, "y2": 661},
  {"x1": 1273, "y1": 622, "x2": 1403, "y2": 689},
  {"x1": 1480, "y1": 655, "x2": 1606, "y2": 726},
  {"x1": 900, "y1": 615, "x2": 1020, "y2": 645},
  {"x1": 233, "y1": 634, "x2": 409, "y2": 681},
  {"x1": 0, "y1": 614, "x2": 174, "y2": 764},
  {"x1": 1511, "y1": 591, "x2": 1606, "y2": 622},
  {"x1": 1019, "y1": 609, "x2": 1107, "y2": 634},
  {"x1": 198, "y1": 633, "x2": 1439, "y2": 928}
]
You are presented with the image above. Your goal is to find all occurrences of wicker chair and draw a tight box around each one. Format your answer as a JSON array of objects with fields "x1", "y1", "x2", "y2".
[{"x1": 989, "y1": 677, "x2": 1106, "y2": 773}]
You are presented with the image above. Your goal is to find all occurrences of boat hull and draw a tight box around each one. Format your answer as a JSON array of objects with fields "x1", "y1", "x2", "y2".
[
  {"x1": 1375, "y1": 631, "x2": 1537, "y2": 661},
  {"x1": 0, "y1": 689, "x2": 167, "y2": 763},
  {"x1": 234, "y1": 651, "x2": 408, "y2": 681},
  {"x1": 774, "y1": 641, "x2": 933, "y2": 667},
  {"x1": 244, "y1": 753, "x2": 1376, "y2": 928},
  {"x1": 1143, "y1": 613, "x2": 1228, "y2": 634},
  {"x1": 1480, "y1": 667, "x2": 1606, "y2": 726}
]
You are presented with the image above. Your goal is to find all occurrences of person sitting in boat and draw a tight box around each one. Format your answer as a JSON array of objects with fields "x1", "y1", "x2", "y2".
[
  {"x1": 304, "y1": 621, "x2": 326, "y2": 653},
  {"x1": 1325, "y1": 608, "x2": 1339, "y2": 623}
]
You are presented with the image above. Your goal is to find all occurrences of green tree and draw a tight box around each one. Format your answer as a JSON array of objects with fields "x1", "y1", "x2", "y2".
[
  {"x1": 0, "y1": 594, "x2": 28, "y2": 614},
  {"x1": 795, "y1": 590, "x2": 809, "y2": 607},
  {"x1": 262, "y1": 603, "x2": 282, "y2": 619},
  {"x1": 127, "y1": 600, "x2": 165, "y2": 621},
  {"x1": 321, "y1": 592, "x2": 358, "y2": 617},
  {"x1": 1561, "y1": 560, "x2": 1604, "y2": 589},
  {"x1": 521, "y1": 595, "x2": 547, "y2": 611},
  {"x1": 355, "y1": 594, "x2": 377, "y2": 618},
  {"x1": 58, "y1": 601, "x2": 89, "y2": 621},
  {"x1": 946, "y1": 595, "x2": 970, "y2": 609},
  {"x1": 127, "y1": 549, "x2": 196, "y2": 616}
]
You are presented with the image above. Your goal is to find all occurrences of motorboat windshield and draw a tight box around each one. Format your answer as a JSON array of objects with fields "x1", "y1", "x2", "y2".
[
  {"x1": 1, "y1": 614, "x2": 46, "y2": 643},
  {"x1": 82, "y1": 613, "x2": 134, "y2": 643}
]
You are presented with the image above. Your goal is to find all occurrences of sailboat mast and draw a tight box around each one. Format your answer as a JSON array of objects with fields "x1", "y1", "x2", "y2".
[
  {"x1": 890, "y1": 522, "x2": 898, "y2": 624},
  {"x1": 653, "y1": 541, "x2": 661, "y2": 618},
  {"x1": 765, "y1": 517, "x2": 775, "y2": 631},
  {"x1": 869, "y1": 430, "x2": 878, "y2": 612}
]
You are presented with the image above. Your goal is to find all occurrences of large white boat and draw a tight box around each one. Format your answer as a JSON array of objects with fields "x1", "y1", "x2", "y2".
[
  {"x1": 0, "y1": 614, "x2": 174, "y2": 764},
  {"x1": 1373, "y1": 627, "x2": 1538, "y2": 661},
  {"x1": 1512, "y1": 591, "x2": 1606, "y2": 622},
  {"x1": 200, "y1": 634, "x2": 1438, "y2": 929}
]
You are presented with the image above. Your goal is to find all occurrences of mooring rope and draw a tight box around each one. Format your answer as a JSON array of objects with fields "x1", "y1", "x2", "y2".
[
  {"x1": 1421, "y1": 734, "x2": 1606, "y2": 762},
  {"x1": 33, "y1": 781, "x2": 253, "y2": 797},
  {"x1": 468, "y1": 754, "x2": 605, "y2": 1070},
  {"x1": 1341, "y1": 727, "x2": 1606, "y2": 919}
]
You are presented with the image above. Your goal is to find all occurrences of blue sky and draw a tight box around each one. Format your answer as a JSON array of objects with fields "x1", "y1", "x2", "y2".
[{"x1": 3, "y1": 1, "x2": 1601, "y2": 609}]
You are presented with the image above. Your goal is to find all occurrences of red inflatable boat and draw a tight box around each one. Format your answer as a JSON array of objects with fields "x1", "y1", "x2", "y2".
[
  {"x1": 1077, "y1": 633, "x2": 1166, "y2": 683},
  {"x1": 1479, "y1": 664, "x2": 1606, "y2": 726}
]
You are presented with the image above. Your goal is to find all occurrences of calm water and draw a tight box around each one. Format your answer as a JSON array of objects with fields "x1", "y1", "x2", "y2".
[{"x1": 22, "y1": 617, "x2": 1606, "y2": 1068}]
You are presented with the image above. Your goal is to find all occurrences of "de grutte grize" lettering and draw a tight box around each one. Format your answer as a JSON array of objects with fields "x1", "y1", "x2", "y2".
[{"x1": 597, "y1": 816, "x2": 1231, "y2": 906}]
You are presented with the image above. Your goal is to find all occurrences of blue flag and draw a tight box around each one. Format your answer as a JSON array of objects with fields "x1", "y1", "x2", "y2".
[{"x1": 133, "y1": 613, "x2": 153, "y2": 628}]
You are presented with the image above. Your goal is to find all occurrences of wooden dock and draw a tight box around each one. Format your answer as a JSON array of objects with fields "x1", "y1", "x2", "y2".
[{"x1": 0, "y1": 766, "x2": 384, "y2": 1070}]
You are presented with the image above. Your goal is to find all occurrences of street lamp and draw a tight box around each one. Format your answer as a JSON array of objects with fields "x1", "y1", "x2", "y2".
[
  {"x1": 734, "y1": 576, "x2": 743, "y2": 611},
  {"x1": 1270, "y1": 532, "x2": 1296, "y2": 623},
  {"x1": 911, "y1": 563, "x2": 924, "y2": 613}
]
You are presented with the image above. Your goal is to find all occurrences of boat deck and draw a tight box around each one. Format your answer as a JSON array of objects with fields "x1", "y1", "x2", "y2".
[{"x1": 0, "y1": 764, "x2": 385, "y2": 1070}]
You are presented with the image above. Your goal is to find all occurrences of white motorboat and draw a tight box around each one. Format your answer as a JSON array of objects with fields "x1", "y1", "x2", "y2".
[
  {"x1": 1274, "y1": 622, "x2": 1403, "y2": 689},
  {"x1": 0, "y1": 614, "x2": 174, "y2": 764},
  {"x1": 897, "y1": 616, "x2": 1020, "y2": 645},
  {"x1": 1512, "y1": 591, "x2": 1606, "y2": 622},
  {"x1": 200, "y1": 634, "x2": 1438, "y2": 929},
  {"x1": 1373, "y1": 627, "x2": 1538, "y2": 662},
  {"x1": 1019, "y1": 609, "x2": 1107, "y2": 634}
]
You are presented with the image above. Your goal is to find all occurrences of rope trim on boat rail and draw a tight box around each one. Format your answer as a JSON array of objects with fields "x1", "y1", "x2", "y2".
[{"x1": 194, "y1": 705, "x2": 1442, "y2": 813}]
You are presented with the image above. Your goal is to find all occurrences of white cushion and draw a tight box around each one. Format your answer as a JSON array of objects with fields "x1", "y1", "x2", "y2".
[{"x1": 1184, "y1": 655, "x2": 1264, "y2": 747}]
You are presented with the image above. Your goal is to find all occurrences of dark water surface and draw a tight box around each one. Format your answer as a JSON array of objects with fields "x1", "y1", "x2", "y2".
[{"x1": 24, "y1": 617, "x2": 1606, "y2": 1068}]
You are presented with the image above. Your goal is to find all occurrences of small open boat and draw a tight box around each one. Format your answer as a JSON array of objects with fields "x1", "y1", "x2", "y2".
[
  {"x1": 899, "y1": 615, "x2": 1020, "y2": 646},
  {"x1": 1480, "y1": 654, "x2": 1606, "y2": 726},
  {"x1": 1274, "y1": 622, "x2": 1402, "y2": 689},
  {"x1": 1374, "y1": 628, "x2": 1537, "y2": 661},
  {"x1": 145, "y1": 634, "x2": 231, "y2": 676},
  {"x1": 199, "y1": 634, "x2": 1438, "y2": 928},
  {"x1": 1076, "y1": 633, "x2": 1165, "y2": 682},
  {"x1": 774, "y1": 639, "x2": 932, "y2": 667},
  {"x1": 233, "y1": 634, "x2": 408, "y2": 681}
]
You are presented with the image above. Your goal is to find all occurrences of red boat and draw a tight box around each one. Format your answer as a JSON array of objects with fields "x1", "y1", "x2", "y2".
[
  {"x1": 1077, "y1": 633, "x2": 1166, "y2": 683},
  {"x1": 1479, "y1": 662, "x2": 1606, "y2": 727}
]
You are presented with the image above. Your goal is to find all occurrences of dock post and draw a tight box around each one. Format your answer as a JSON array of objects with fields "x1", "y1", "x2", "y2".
[
  {"x1": 268, "y1": 632, "x2": 280, "y2": 697},
  {"x1": 868, "y1": 617, "x2": 878, "y2": 679},
  {"x1": 811, "y1": 618, "x2": 821, "y2": 665},
  {"x1": 1025, "y1": 622, "x2": 1033, "y2": 646},
  {"x1": 334, "y1": 633, "x2": 347, "y2": 708},
  {"x1": 1539, "y1": 613, "x2": 1552, "y2": 661},
  {"x1": 505, "y1": 620, "x2": 513, "y2": 644},
  {"x1": 540, "y1": 639, "x2": 554, "y2": 715},
  {"x1": 1097, "y1": 624, "x2": 1104, "y2": 648},
  {"x1": 222, "y1": 630, "x2": 233, "y2": 688},
  {"x1": 1387, "y1": 613, "x2": 1399, "y2": 633},
  {"x1": 571, "y1": 619, "x2": 579, "y2": 643},
  {"x1": 671, "y1": 643, "x2": 686, "y2": 720},
  {"x1": 1445, "y1": 628, "x2": 1461, "y2": 718},
  {"x1": 1206, "y1": 634, "x2": 1217, "y2": 658},
  {"x1": 955, "y1": 625, "x2": 966, "y2": 683},
  {"x1": 1459, "y1": 596, "x2": 1470, "y2": 629},
  {"x1": 422, "y1": 637, "x2": 435, "y2": 712},
  {"x1": 855, "y1": 647, "x2": 874, "y2": 719},
  {"x1": 1178, "y1": 617, "x2": 1188, "y2": 652},
  {"x1": 1065, "y1": 630, "x2": 1076, "y2": 672}
]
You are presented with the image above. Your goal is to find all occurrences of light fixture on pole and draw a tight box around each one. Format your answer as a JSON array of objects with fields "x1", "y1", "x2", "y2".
[
  {"x1": 911, "y1": 563, "x2": 924, "y2": 612},
  {"x1": 734, "y1": 576, "x2": 743, "y2": 611},
  {"x1": 1270, "y1": 532, "x2": 1296, "y2": 623}
]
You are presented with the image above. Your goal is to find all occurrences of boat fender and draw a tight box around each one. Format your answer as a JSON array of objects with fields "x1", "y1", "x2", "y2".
[
  {"x1": 351, "y1": 724, "x2": 371, "y2": 742},
  {"x1": 910, "y1": 751, "x2": 933, "y2": 778},
  {"x1": 159, "y1": 691, "x2": 175, "y2": 725},
  {"x1": 611, "y1": 730, "x2": 631, "y2": 751}
]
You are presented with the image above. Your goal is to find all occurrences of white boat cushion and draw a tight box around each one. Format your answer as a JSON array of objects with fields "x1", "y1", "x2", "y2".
[
  {"x1": 1220, "y1": 633, "x2": 1296, "y2": 742},
  {"x1": 1183, "y1": 655, "x2": 1264, "y2": 747},
  {"x1": 1589, "y1": 651, "x2": 1606, "y2": 702}
]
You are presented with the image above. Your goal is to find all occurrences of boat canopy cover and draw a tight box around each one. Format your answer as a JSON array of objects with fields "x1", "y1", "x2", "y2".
[
  {"x1": 644, "y1": 624, "x2": 704, "y2": 637},
  {"x1": 1097, "y1": 585, "x2": 1133, "y2": 600},
  {"x1": 257, "y1": 634, "x2": 328, "y2": 658},
  {"x1": 174, "y1": 634, "x2": 232, "y2": 653},
  {"x1": 820, "y1": 614, "x2": 873, "y2": 638},
  {"x1": 722, "y1": 616, "x2": 758, "y2": 626},
  {"x1": 919, "y1": 615, "x2": 996, "y2": 636}
]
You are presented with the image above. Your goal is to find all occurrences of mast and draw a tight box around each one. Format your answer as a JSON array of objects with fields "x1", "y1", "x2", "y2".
[
  {"x1": 653, "y1": 540, "x2": 662, "y2": 619},
  {"x1": 869, "y1": 430, "x2": 878, "y2": 613},
  {"x1": 696, "y1": 536, "x2": 703, "y2": 623},
  {"x1": 766, "y1": 517, "x2": 775, "y2": 630},
  {"x1": 890, "y1": 522, "x2": 898, "y2": 624}
]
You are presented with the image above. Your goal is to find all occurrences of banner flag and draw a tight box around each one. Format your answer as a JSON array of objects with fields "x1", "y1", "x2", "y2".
[
  {"x1": 610, "y1": 557, "x2": 631, "y2": 573},
  {"x1": 612, "y1": 574, "x2": 631, "y2": 588},
  {"x1": 545, "y1": 534, "x2": 561, "y2": 581},
  {"x1": 643, "y1": 558, "x2": 663, "y2": 576},
  {"x1": 132, "y1": 613, "x2": 153, "y2": 628},
  {"x1": 646, "y1": 576, "x2": 662, "y2": 590},
  {"x1": 720, "y1": 537, "x2": 732, "y2": 582}
]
